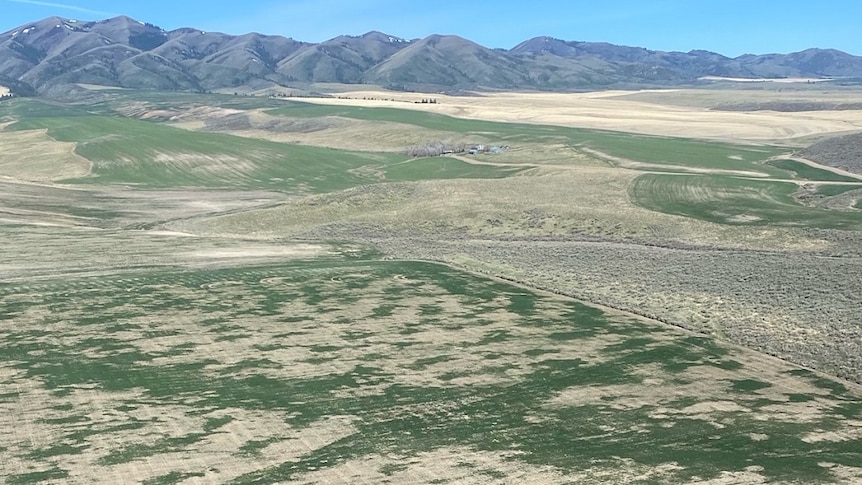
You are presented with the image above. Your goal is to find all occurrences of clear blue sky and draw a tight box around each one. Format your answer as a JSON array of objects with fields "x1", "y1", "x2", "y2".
[{"x1": 1, "y1": 0, "x2": 860, "y2": 56}]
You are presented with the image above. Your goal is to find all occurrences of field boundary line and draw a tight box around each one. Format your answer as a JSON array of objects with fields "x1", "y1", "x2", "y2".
[
  {"x1": 398, "y1": 257, "x2": 862, "y2": 393},
  {"x1": 779, "y1": 155, "x2": 862, "y2": 182}
]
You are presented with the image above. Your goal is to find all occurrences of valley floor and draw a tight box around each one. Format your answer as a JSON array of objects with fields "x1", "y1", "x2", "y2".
[{"x1": 1, "y1": 86, "x2": 861, "y2": 483}]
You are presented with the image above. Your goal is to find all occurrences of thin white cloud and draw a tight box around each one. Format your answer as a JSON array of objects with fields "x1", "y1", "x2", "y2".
[{"x1": 3, "y1": 0, "x2": 115, "y2": 17}]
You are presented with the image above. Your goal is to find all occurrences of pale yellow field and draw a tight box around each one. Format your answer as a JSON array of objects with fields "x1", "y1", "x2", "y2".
[
  {"x1": 0, "y1": 85, "x2": 9, "y2": 95},
  {"x1": 76, "y1": 83, "x2": 128, "y2": 91},
  {"x1": 698, "y1": 76, "x2": 834, "y2": 83},
  {"x1": 0, "y1": 126, "x2": 91, "y2": 182},
  {"x1": 295, "y1": 89, "x2": 862, "y2": 143},
  {"x1": 613, "y1": 88, "x2": 862, "y2": 110}
]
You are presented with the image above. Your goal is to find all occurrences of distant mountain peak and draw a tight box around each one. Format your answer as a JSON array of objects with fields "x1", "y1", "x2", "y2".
[
  {"x1": 359, "y1": 31, "x2": 408, "y2": 43},
  {"x1": 101, "y1": 15, "x2": 140, "y2": 25},
  {"x1": 511, "y1": 36, "x2": 578, "y2": 57},
  {"x1": 0, "y1": 15, "x2": 857, "y2": 96}
]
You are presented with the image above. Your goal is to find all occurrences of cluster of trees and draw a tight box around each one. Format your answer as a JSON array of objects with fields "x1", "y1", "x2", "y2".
[
  {"x1": 416, "y1": 99, "x2": 439, "y2": 104},
  {"x1": 405, "y1": 141, "x2": 466, "y2": 158}
]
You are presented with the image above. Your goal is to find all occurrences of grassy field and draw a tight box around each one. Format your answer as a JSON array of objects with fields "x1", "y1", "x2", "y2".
[
  {"x1": 767, "y1": 159, "x2": 861, "y2": 182},
  {"x1": 2, "y1": 109, "x2": 520, "y2": 192},
  {"x1": 814, "y1": 184, "x2": 862, "y2": 197},
  {"x1": 289, "y1": 88, "x2": 862, "y2": 143},
  {"x1": 2, "y1": 89, "x2": 862, "y2": 484},
  {"x1": 268, "y1": 102, "x2": 790, "y2": 175},
  {"x1": 630, "y1": 174, "x2": 862, "y2": 229},
  {"x1": 6, "y1": 115, "x2": 401, "y2": 191},
  {"x1": 2, "y1": 258, "x2": 860, "y2": 484}
]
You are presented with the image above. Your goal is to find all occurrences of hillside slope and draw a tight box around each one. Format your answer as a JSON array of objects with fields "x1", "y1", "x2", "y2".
[
  {"x1": 799, "y1": 133, "x2": 862, "y2": 174},
  {"x1": 2, "y1": 16, "x2": 862, "y2": 94}
]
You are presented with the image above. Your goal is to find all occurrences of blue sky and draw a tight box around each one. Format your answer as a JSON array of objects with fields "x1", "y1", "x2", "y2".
[{"x1": 1, "y1": 0, "x2": 860, "y2": 56}]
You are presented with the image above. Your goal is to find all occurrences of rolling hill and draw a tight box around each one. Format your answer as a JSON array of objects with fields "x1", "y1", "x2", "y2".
[{"x1": 2, "y1": 16, "x2": 862, "y2": 95}]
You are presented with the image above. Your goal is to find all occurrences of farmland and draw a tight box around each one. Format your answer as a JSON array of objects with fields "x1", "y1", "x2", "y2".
[
  {"x1": 3, "y1": 257, "x2": 862, "y2": 484},
  {"x1": 2, "y1": 87, "x2": 862, "y2": 483}
]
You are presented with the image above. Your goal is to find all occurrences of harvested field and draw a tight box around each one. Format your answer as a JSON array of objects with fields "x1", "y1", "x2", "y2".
[
  {"x1": 612, "y1": 87, "x2": 862, "y2": 109},
  {"x1": 292, "y1": 89, "x2": 862, "y2": 143},
  {"x1": 0, "y1": 127, "x2": 90, "y2": 181}
]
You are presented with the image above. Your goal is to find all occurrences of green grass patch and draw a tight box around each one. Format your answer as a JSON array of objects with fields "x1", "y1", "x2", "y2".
[
  {"x1": 769, "y1": 159, "x2": 860, "y2": 182},
  {"x1": 143, "y1": 471, "x2": 207, "y2": 485},
  {"x1": 0, "y1": 97, "x2": 88, "y2": 119},
  {"x1": 630, "y1": 173, "x2": 862, "y2": 229},
  {"x1": 237, "y1": 437, "x2": 282, "y2": 457},
  {"x1": 6, "y1": 116, "x2": 404, "y2": 192},
  {"x1": 731, "y1": 379, "x2": 772, "y2": 393},
  {"x1": 814, "y1": 184, "x2": 862, "y2": 197},
  {"x1": 3, "y1": 104, "x2": 526, "y2": 193},
  {"x1": 99, "y1": 433, "x2": 209, "y2": 466},
  {"x1": 7, "y1": 468, "x2": 70, "y2": 484},
  {"x1": 27, "y1": 443, "x2": 89, "y2": 459}
]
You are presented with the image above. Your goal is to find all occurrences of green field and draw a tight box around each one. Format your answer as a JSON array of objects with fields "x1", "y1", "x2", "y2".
[
  {"x1": 2, "y1": 91, "x2": 862, "y2": 484},
  {"x1": 2, "y1": 259, "x2": 860, "y2": 484},
  {"x1": 768, "y1": 159, "x2": 861, "y2": 182},
  {"x1": 268, "y1": 103, "x2": 790, "y2": 174},
  {"x1": 815, "y1": 184, "x2": 862, "y2": 197},
  {"x1": 3, "y1": 112, "x2": 521, "y2": 192},
  {"x1": 630, "y1": 174, "x2": 862, "y2": 228}
]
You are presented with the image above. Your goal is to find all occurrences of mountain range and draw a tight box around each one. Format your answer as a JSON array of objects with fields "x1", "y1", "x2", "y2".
[{"x1": 2, "y1": 16, "x2": 862, "y2": 96}]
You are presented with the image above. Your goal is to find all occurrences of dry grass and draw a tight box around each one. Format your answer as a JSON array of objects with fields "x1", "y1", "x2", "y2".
[
  {"x1": 358, "y1": 238, "x2": 862, "y2": 382},
  {"x1": 0, "y1": 127, "x2": 91, "y2": 181},
  {"x1": 179, "y1": 169, "x2": 832, "y2": 253},
  {"x1": 0, "y1": 181, "x2": 301, "y2": 281},
  {"x1": 292, "y1": 89, "x2": 862, "y2": 143},
  {"x1": 697, "y1": 77, "x2": 835, "y2": 83},
  {"x1": 171, "y1": 110, "x2": 485, "y2": 152},
  {"x1": 473, "y1": 143, "x2": 610, "y2": 168},
  {"x1": 613, "y1": 87, "x2": 862, "y2": 109},
  {"x1": 236, "y1": 119, "x2": 477, "y2": 152},
  {"x1": 289, "y1": 448, "x2": 574, "y2": 484},
  {"x1": 76, "y1": 83, "x2": 128, "y2": 91}
]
